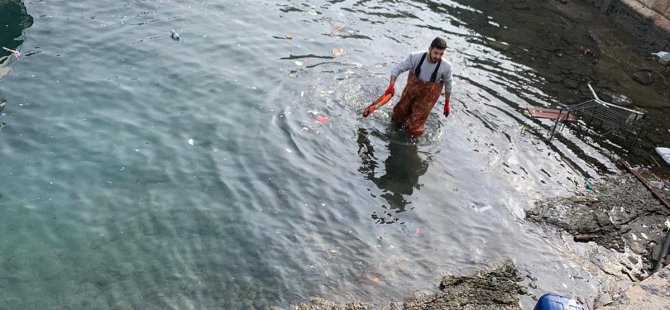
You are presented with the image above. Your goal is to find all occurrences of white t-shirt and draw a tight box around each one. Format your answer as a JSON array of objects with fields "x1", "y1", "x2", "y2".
[{"x1": 390, "y1": 51, "x2": 453, "y2": 93}]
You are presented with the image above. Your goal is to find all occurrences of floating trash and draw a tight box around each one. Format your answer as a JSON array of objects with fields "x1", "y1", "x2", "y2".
[
  {"x1": 188, "y1": 138, "x2": 194, "y2": 145},
  {"x1": 477, "y1": 205, "x2": 493, "y2": 213},
  {"x1": 295, "y1": 61, "x2": 303, "y2": 66},
  {"x1": 2, "y1": 47, "x2": 20, "y2": 59},
  {"x1": 316, "y1": 115, "x2": 329, "y2": 123},
  {"x1": 331, "y1": 47, "x2": 346, "y2": 57},
  {"x1": 170, "y1": 29, "x2": 181, "y2": 41},
  {"x1": 585, "y1": 181, "x2": 593, "y2": 190},
  {"x1": 285, "y1": 34, "x2": 293, "y2": 40}
]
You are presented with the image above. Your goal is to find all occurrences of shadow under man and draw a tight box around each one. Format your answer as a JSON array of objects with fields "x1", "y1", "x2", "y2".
[{"x1": 356, "y1": 128, "x2": 430, "y2": 224}]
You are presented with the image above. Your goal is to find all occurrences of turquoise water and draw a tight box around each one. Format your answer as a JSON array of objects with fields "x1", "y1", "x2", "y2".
[{"x1": 1, "y1": 0, "x2": 619, "y2": 309}]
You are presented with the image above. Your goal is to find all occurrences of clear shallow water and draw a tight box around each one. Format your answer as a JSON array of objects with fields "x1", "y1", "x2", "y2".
[{"x1": 0, "y1": 0, "x2": 621, "y2": 309}]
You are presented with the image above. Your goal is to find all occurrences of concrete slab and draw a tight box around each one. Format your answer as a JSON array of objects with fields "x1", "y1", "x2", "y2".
[{"x1": 601, "y1": 265, "x2": 670, "y2": 309}]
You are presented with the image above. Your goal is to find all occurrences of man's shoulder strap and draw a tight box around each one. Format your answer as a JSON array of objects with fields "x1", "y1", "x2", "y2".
[{"x1": 414, "y1": 52, "x2": 427, "y2": 77}]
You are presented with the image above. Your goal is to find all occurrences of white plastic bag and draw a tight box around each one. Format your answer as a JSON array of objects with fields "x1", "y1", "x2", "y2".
[{"x1": 654, "y1": 147, "x2": 670, "y2": 165}]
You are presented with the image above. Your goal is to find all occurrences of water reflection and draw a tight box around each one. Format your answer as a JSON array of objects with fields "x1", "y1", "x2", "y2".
[
  {"x1": 356, "y1": 128, "x2": 430, "y2": 224},
  {"x1": 0, "y1": 0, "x2": 33, "y2": 79}
]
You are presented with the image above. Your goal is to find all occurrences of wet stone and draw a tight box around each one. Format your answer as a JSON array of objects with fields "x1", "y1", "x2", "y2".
[
  {"x1": 489, "y1": 40, "x2": 511, "y2": 51},
  {"x1": 629, "y1": 238, "x2": 647, "y2": 255},
  {"x1": 595, "y1": 292, "x2": 613, "y2": 308},
  {"x1": 545, "y1": 73, "x2": 563, "y2": 83},
  {"x1": 632, "y1": 70, "x2": 654, "y2": 85},
  {"x1": 283, "y1": 262, "x2": 525, "y2": 310},
  {"x1": 629, "y1": 256, "x2": 639, "y2": 264},
  {"x1": 563, "y1": 79, "x2": 580, "y2": 89}
]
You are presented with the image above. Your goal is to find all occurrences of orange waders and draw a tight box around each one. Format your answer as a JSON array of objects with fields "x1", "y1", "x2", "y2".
[{"x1": 391, "y1": 54, "x2": 444, "y2": 136}]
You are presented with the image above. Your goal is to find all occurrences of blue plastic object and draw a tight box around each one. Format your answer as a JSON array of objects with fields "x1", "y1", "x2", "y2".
[{"x1": 534, "y1": 294, "x2": 584, "y2": 310}]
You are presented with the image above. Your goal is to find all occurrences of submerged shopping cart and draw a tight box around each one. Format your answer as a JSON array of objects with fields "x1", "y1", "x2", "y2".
[{"x1": 547, "y1": 84, "x2": 646, "y2": 148}]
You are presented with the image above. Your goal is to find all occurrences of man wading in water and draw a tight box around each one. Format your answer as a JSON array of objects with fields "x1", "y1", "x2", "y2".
[{"x1": 386, "y1": 37, "x2": 453, "y2": 137}]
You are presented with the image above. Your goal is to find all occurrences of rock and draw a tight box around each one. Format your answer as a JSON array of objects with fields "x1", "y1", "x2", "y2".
[
  {"x1": 545, "y1": 73, "x2": 563, "y2": 83},
  {"x1": 628, "y1": 256, "x2": 639, "y2": 265},
  {"x1": 659, "y1": 53, "x2": 670, "y2": 65},
  {"x1": 632, "y1": 71, "x2": 654, "y2": 85},
  {"x1": 651, "y1": 242, "x2": 663, "y2": 261},
  {"x1": 595, "y1": 292, "x2": 613, "y2": 308},
  {"x1": 620, "y1": 258, "x2": 634, "y2": 270},
  {"x1": 564, "y1": 79, "x2": 580, "y2": 89},
  {"x1": 489, "y1": 40, "x2": 511, "y2": 51},
  {"x1": 513, "y1": 4, "x2": 531, "y2": 10},
  {"x1": 295, "y1": 298, "x2": 369, "y2": 310}
]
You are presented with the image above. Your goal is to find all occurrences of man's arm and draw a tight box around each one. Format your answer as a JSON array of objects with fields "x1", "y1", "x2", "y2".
[
  {"x1": 443, "y1": 66, "x2": 453, "y2": 117},
  {"x1": 387, "y1": 54, "x2": 414, "y2": 95},
  {"x1": 389, "y1": 54, "x2": 415, "y2": 81}
]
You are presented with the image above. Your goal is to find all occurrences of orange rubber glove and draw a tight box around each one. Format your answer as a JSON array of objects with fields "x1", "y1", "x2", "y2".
[
  {"x1": 385, "y1": 83, "x2": 395, "y2": 96},
  {"x1": 443, "y1": 99, "x2": 450, "y2": 117}
]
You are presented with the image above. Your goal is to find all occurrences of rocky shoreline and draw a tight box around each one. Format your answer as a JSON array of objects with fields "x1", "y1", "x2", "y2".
[
  {"x1": 273, "y1": 261, "x2": 529, "y2": 310},
  {"x1": 527, "y1": 167, "x2": 670, "y2": 280}
]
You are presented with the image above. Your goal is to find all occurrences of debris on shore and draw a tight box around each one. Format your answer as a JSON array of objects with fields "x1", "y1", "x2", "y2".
[
  {"x1": 526, "y1": 169, "x2": 670, "y2": 280},
  {"x1": 273, "y1": 261, "x2": 528, "y2": 310}
]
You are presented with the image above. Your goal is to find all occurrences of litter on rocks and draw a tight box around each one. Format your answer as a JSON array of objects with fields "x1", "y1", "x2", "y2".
[
  {"x1": 654, "y1": 147, "x2": 670, "y2": 165},
  {"x1": 652, "y1": 51, "x2": 669, "y2": 58},
  {"x1": 652, "y1": 51, "x2": 670, "y2": 65}
]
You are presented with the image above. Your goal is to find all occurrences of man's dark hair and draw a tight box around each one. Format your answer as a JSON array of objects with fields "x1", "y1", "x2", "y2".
[{"x1": 430, "y1": 37, "x2": 447, "y2": 49}]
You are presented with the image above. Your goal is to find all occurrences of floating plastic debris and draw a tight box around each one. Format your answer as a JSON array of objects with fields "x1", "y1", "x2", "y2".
[
  {"x1": 316, "y1": 115, "x2": 329, "y2": 123},
  {"x1": 170, "y1": 29, "x2": 181, "y2": 41},
  {"x1": 285, "y1": 34, "x2": 293, "y2": 40},
  {"x1": 331, "y1": 47, "x2": 346, "y2": 57},
  {"x1": 295, "y1": 61, "x2": 303, "y2": 66},
  {"x1": 477, "y1": 205, "x2": 493, "y2": 213},
  {"x1": 188, "y1": 138, "x2": 194, "y2": 145},
  {"x1": 585, "y1": 182, "x2": 593, "y2": 190},
  {"x1": 2, "y1": 47, "x2": 20, "y2": 59}
]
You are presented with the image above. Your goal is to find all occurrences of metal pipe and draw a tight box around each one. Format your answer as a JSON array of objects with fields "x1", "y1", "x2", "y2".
[
  {"x1": 587, "y1": 83, "x2": 601, "y2": 101},
  {"x1": 549, "y1": 109, "x2": 562, "y2": 140}
]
